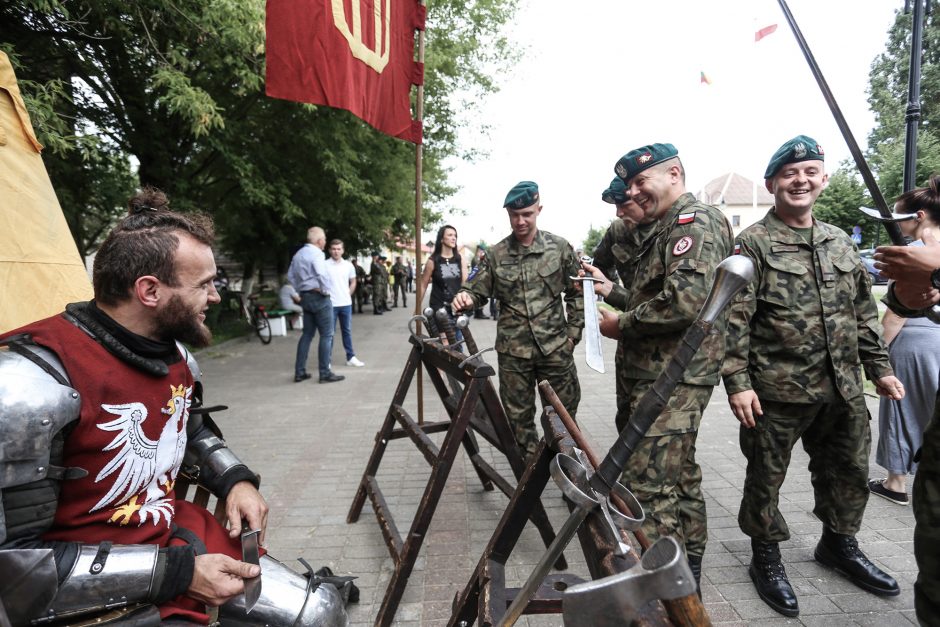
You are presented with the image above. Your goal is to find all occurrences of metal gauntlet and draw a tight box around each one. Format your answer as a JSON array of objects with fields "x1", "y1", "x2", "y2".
[{"x1": 32, "y1": 543, "x2": 160, "y2": 624}]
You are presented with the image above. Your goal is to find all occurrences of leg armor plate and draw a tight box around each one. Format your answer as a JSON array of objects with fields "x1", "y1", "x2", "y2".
[{"x1": 219, "y1": 555, "x2": 348, "y2": 627}]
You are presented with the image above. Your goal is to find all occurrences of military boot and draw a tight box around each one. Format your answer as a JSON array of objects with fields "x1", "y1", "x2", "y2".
[
  {"x1": 815, "y1": 528, "x2": 900, "y2": 596},
  {"x1": 749, "y1": 540, "x2": 799, "y2": 617},
  {"x1": 687, "y1": 554, "x2": 702, "y2": 598}
]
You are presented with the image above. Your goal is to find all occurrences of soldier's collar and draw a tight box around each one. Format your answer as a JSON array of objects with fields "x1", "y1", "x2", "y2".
[
  {"x1": 509, "y1": 229, "x2": 545, "y2": 254},
  {"x1": 765, "y1": 208, "x2": 833, "y2": 245}
]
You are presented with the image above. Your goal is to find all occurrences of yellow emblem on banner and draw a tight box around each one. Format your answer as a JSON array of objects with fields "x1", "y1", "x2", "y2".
[{"x1": 332, "y1": 0, "x2": 391, "y2": 74}]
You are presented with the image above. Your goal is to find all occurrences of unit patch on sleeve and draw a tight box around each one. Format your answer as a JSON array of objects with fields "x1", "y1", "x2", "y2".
[{"x1": 673, "y1": 236, "x2": 694, "y2": 256}]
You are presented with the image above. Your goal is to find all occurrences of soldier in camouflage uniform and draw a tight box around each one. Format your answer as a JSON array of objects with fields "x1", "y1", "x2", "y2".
[
  {"x1": 352, "y1": 258, "x2": 366, "y2": 313},
  {"x1": 592, "y1": 177, "x2": 643, "y2": 423},
  {"x1": 370, "y1": 253, "x2": 389, "y2": 315},
  {"x1": 452, "y1": 181, "x2": 583, "y2": 458},
  {"x1": 722, "y1": 136, "x2": 904, "y2": 617},
  {"x1": 583, "y1": 144, "x2": 733, "y2": 590},
  {"x1": 872, "y1": 226, "x2": 940, "y2": 626}
]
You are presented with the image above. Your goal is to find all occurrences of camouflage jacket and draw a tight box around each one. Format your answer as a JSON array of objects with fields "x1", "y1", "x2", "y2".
[
  {"x1": 722, "y1": 209, "x2": 893, "y2": 402},
  {"x1": 391, "y1": 262, "x2": 406, "y2": 280},
  {"x1": 371, "y1": 262, "x2": 388, "y2": 286},
  {"x1": 617, "y1": 193, "x2": 733, "y2": 385},
  {"x1": 592, "y1": 218, "x2": 641, "y2": 311},
  {"x1": 459, "y1": 230, "x2": 584, "y2": 358}
]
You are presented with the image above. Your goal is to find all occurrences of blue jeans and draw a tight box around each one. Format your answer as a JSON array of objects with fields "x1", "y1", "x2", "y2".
[
  {"x1": 331, "y1": 304, "x2": 355, "y2": 360},
  {"x1": 294, "y1": 292, "x2": 334, "y2": 379}
]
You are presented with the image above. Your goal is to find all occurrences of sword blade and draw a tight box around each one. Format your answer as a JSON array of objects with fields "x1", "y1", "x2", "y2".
[
  {"x1": 498, "y1": 506, "x2": 591, "y2": 627},
  {"x1": 582, "y1": 284, "x2": 605, "y2": 373},
  {"x1": 776, "y1": 0, "x2": 907, "y2": 245}
]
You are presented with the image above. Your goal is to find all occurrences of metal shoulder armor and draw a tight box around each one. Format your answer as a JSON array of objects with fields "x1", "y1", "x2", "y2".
[{"x1": 0, "y1": 345, "x2": 81, "y2": 544}]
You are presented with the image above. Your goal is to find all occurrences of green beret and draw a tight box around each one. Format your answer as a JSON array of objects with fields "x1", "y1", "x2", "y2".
[
  {"x1": 504, "y1": 181, "x2": 540, "y2": 209},
  {"x1": 764, "y1": 135, "x2": 825, "y2": 179},
  {"x1": 614, "y1": 143, "x2": 678, "y2": 182},
  {"x1": 601, "y1": 177, "x2": 629, "y2": 205}
]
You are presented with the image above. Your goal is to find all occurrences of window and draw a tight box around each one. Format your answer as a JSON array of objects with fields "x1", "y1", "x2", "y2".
[{"x1": 732, "y1": 215, "x2": 740, "y2": 227}]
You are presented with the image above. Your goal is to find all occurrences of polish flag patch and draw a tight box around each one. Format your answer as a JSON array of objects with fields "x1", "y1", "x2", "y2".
[
  {"x1": 677, "y1": 212, "x2": 696, "y2": 225},
  {"x1": 734, "y1": 243, "x2": 741, "y2": 255},
  {"x1": 673, "y1": 236, "x2": 694, "y2": 256}
]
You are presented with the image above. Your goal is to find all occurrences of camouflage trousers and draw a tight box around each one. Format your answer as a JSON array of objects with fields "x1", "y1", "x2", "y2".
[
  {"x1": 372, "y1": 283, "x2": 387, "y2": 311},
  {"x1": 914, "y1": 393, "x2": 940, "y2": 624},
  {"x1": 738, "y1": 396, "x2": 870, "y2": 543},
  {"x1": 617, "y1": 379, "x2": 713, "y2": 557},
  {"x1": 497, "y1": 345, "x2": 580, "y2": 458}
]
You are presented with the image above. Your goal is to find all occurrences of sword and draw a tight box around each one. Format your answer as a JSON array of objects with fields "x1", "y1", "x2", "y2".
[
  {"x1": 776, "y1": 0, "x2": 906, "y2": 244},
  {"x1": 498, "y1": 255, "x2": 754, "y2": 626},
  {"x1": 571, "y1": 274, "x2": 605, "y2": 373},
  {"x1": 778, "y1": 0, "x2": 940, "y2": 323}
]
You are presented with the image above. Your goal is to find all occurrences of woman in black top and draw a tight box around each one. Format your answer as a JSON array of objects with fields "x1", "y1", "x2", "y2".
[{"x1": 421, "y1": 224, "x2": 467, "y2": 319}]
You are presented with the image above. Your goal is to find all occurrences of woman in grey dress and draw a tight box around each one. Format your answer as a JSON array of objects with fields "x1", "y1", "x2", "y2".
[{"x1": 870, "y1": 175, "x2": 940, "y2": 505}]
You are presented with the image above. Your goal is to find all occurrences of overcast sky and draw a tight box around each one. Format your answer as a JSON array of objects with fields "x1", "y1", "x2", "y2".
[{"x1": 435, "y1": 0, "x2": 904, "y2": 250}]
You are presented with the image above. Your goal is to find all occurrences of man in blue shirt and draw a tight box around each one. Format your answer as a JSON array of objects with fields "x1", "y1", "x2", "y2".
[{"x1": 288, "y1": 226, "x2": 344, "y2": 383}]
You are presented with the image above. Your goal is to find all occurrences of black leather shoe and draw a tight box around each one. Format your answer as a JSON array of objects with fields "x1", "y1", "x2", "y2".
[
  {"x1": 294, "y1": 373, "x2": 312, "y2": 383},
  {"x1": 815, "y1": 530, "x2": 900, "y2": 596},
  {"x1": 319, "y1": 373, "x2": 345, "y2": 383},
  {"x1": 749, "y1": 540, "x2": 799, "y2": 617}
]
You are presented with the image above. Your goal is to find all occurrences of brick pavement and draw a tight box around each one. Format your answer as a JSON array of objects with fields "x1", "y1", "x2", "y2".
[{"x1": 198, "y1": 295, "x2": 918, "y2": 626}]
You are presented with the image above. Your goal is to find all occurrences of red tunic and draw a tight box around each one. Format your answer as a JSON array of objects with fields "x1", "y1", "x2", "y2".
[{"x1": 11, "y1": 314, "x2": 242, "y2": 622}]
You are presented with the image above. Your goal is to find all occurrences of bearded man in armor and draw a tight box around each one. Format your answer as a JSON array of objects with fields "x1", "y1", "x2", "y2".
[{"x1": 0, "y1": 189, "x2": 350, "y2": 626}]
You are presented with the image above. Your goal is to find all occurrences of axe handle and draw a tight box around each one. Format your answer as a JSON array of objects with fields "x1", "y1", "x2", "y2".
[{"x1": 538, "y1": 381, "x2": 711, "y2": 627}]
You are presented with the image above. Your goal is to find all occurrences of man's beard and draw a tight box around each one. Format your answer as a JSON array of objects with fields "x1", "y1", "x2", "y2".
[{"x1": 155, "y1": 294, "x2": 213, "y2": 347}]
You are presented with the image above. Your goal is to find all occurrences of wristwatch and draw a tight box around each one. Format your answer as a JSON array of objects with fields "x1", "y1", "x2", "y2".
[{"x1": 931, "y1": 268, "x2": 940, "y2": 290}]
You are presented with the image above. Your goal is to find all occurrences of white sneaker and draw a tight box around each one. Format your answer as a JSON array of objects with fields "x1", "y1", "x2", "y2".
[{"x1": 347, "y1": 356, "x2": 365, "y2": 367}]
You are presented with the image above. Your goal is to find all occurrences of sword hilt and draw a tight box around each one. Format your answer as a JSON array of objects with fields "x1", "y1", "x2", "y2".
[
  {"x1": 435, "y1": 308, "x2": 459, "y2": 345},
  {"x1": 422, "y1": 307, "x2": 442, "y2": 337},
  {"x1": 455, "y1": 315, "x2": 479, "y2": 353}
]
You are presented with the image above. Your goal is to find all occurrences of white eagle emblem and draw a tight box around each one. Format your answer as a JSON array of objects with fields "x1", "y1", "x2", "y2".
[{"x1": 91, "y1": 384, "x2": 191, "y2": 527}]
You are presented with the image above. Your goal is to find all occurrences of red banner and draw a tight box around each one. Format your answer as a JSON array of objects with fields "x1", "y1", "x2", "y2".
[{"x1": 266, "y1": 0, "x2": 425, "y2": 143}]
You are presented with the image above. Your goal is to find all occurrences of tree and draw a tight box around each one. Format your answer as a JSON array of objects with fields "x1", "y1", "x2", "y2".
[
  {"x1": 867, "y1": 4, "x2": 940, "y2": 200},
  {"x1": 582, "y1": 222, "x2": 612, "y2": 257},
  {"x1": 1, "y1": 0, "x2": 519, "y2": 271}
]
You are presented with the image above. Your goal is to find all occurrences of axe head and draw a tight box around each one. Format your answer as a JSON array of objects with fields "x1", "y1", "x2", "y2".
[{"x1": 562, "y1": 537, "x2": 696, "y2": 627}]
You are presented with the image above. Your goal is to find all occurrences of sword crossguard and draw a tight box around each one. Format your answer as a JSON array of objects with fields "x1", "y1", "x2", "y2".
[
  {"x1": 570, "y1": 275, "x2": 603, "y2": 283},
  {"x1": 550, "y1": 449, "x2": 644, "y2": 556}
]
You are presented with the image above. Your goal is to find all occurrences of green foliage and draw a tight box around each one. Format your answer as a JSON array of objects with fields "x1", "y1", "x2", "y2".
[
  {"x1": 582, "y1": 222, "x2": 611, "y2": 257},
  {"x1": 813, "y1": 168, "x2": 878, "y2": 247},
  {"x1": 47, "y1": 134, "x2": 137, "y2": 260},
  {"x1": 867, "y1": 5, "x2": 940, "y2": 197},
  {"x1": 2, "y1": 0, "x2": 518, "y2": 270}
]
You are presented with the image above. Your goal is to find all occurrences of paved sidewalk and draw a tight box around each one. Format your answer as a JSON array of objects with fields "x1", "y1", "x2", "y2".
[{"x1": 198, "y1": 297, "x2": 917, "y2": 626}]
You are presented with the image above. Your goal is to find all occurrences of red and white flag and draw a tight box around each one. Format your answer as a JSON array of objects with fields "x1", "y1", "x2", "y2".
[
  {"x1": 266, "y1": 0, "x2": 426, "y2": 143},
  {"x1": 754, "y1": 23, "x2": 778, "y2": 42}
]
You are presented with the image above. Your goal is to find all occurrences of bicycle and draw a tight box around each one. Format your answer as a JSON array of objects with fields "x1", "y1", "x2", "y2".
[
  {"x1": 243, "y1": 293, "x2": 273, "y2": 344},
  {"x1": 218, "y1": 290, "x2": 272, "y2": 344}
]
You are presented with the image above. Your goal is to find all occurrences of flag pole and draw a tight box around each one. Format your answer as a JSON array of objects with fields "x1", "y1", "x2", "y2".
[{"x1": 414, "y1": 0, "x2": 427, "y2": 425}]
